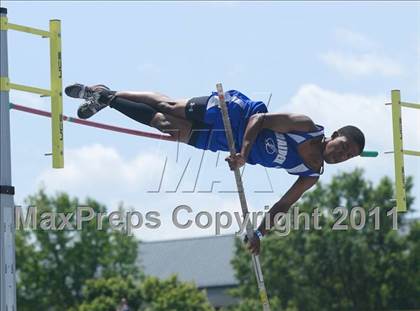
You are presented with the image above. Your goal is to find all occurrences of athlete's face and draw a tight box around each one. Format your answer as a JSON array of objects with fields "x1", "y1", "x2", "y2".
[{"x1": 323, "y1": 132, "x2": 361, "y2": 164}]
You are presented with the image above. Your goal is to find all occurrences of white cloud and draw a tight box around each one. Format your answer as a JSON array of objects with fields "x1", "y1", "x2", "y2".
[
  {"x1": 35, "y1": 143, "x2": 269, "y2": 241},
  {"x1": 334, "y1": 28, "x2": 377, "y2": 50},
  {"x1": 282, "y1": 84, "x2": 420, "y2": 176},
  {"x1": 321, "y1": 51, "x2": 402, "y2": 76},
  {"x1": 282, "y1": 84, "x2": 420, "y2": 215},
  {"x1": 36, "y1": 144, "x2": 166, "y2": 198},
  {"x1": 321, "y1": 28, "x2": 403, "y2": 77},
  {"x1": 283, "y1": 84, "x2": 420, "y2": 161}
]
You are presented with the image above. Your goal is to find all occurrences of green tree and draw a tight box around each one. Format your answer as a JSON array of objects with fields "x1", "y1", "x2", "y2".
[
  {"x1": 141, "y1": 276, "x2": 214, "y2": 311},
  {"x1": 76, "y1": 277, "x2": 143, "y2": 311},
  {"x1": 76, "y1": 275, "x2": 214, "y2": 311},
  {"x1": 16, "y1": 190, "x2": 140, "y2": 311},
  {"x1": 230, "y1": 169, "x2": 419, "y2": 311}
]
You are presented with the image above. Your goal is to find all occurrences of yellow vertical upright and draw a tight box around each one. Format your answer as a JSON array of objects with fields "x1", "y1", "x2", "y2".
[
  {"x1": 49, "y1": 19, "x2": 64, "y2": 168},
  {"x1": 391, "y1": 90, "x2": 407, "y2": 212}
]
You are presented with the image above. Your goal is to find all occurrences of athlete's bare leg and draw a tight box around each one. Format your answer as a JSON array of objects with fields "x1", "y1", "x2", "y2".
[
  {"x1": 64, "y1": 84, "x2": 192, "y2": 142},
  {"x1": 149, "y1": 112, "x2": 192, "y2": 143},
  {"x1": 115, "y1": 91, "x2": 188, "y2": 119}
]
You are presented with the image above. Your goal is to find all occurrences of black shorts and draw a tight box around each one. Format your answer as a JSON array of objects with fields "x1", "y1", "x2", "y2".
[
  {"x1": 185, "y1": 96, "x2": 211, "y2": 146},
  {"x1": 185, "y1": 96, "x2": 209, "y2": 123}
]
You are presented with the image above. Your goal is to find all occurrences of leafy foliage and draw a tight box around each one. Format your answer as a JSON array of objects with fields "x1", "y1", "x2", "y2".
[
  {"x1": 75, "y1": 277, "x2": 142, "y2": 311},
  {"x1": 16, "y1": 190, "x2": 140, "y2": 311},
  {"x1": 75, "y1": 275, "x2": 214, "y2": 311},
  {"x1": 230, "y1": 169, "x2": 419, "y2": 311},
  {"x1": 15, "y1": 170, "x2": 419, "y2": 311},
  {"x1": 141, "y1": 276, "x2": 214, "y2": 311},
  {"x1": 16, "y1": 190, "x2": 214, "y2": 311}
]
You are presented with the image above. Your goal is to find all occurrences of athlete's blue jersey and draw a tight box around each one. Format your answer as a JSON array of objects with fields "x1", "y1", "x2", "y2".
[{"x1": 191, "y1": 90, "x2": 325, "y2": 177}]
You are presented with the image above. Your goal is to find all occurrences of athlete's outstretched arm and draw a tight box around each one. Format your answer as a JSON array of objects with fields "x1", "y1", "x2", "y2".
[
  {"x1": 246, "y1": 176, "x2": 318, "y2": 254},
  {"x1": 227, "y1": 113, "x2": 318, "y2": 170},
  {"x1": 259, "y1": 175, "x2": 318, "y2": 234},
  {"x1": 260, "y1": 112, "x2": 317, "y2": 133}
]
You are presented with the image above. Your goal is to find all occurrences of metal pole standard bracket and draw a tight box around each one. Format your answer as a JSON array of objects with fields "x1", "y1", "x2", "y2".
[
  {"x1": 0, "y1": 76, "x2": 10, "y2": 91},
  {"x1": 0, "y1": 15, "x2": 7, "y2": 31},
  {"x1": 0, "y1": 186, "x2": 15, "y2": 195}
]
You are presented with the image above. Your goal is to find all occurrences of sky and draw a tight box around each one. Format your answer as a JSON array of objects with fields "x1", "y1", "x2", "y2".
[{"x1": 2, "y1": 1, "x2": 420, "y2": 241}]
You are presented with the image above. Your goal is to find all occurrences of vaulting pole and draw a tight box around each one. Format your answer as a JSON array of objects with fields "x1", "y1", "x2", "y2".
[{"x1": 216, "y1": 83, "x2": 270, "y2": 311}]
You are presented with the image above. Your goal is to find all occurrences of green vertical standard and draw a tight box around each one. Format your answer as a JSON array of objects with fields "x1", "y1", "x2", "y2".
[
  {"x1": 391, "y1": 90, "x2": 406, "y2": 212},
  {"x1": 49, "y1": 19, "x2": 64, "y2": 168},
  {"x1": 3, "y1": 13, "x2": 64, "y2": 169}
]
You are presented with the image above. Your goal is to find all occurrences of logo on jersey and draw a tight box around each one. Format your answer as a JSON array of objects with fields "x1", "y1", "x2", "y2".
[
  {"x1": 265, "y1": 137, "x2": 277, "y2": 154},
  {"x1": 188, "y1": 102, "x2": 195, "y2": 112}
]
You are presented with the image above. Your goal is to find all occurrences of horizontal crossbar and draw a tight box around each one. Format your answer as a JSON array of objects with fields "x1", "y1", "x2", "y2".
[
  {"x1": 403, "y1": 150, "x2": 420, "y2": 157},
  {"x1": 7, "y1": 22, "x2": 51, "y2": 37},
  {"x1": 9, "y1": 83, "x2": 51, "y2": 96},
  {"x1": 10, "y1": 103, "x2": 175, "y2": 141},
  {"x1": 401, "y1": 102, "x2": 420, "y2": 109}
]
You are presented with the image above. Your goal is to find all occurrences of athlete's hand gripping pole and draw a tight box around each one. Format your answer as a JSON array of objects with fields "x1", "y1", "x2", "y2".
[{"x1": 216, "y1": 83, "x2": 271, "y2": 311}]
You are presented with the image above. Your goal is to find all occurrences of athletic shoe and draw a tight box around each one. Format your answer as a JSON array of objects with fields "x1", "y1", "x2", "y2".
[
  {"x1": 66, "y1": 83, "x2": 112, "y2": 119},
  {"x1": 77, "y1": 91, "x2": 113, "y2": 119},
  {"x1": 65, "y1": 83, "x2": 109, "y2": 100},
  {"x1": 77, "y1": 98, "x2": 104, "y2": 119}
]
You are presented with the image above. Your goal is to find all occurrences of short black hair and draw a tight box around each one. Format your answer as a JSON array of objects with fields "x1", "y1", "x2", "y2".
[{"x1": 337, "y1": 125, "x2": 365, "y2": 154}]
